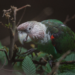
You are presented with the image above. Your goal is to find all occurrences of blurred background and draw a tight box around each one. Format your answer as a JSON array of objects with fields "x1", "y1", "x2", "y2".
[{"x1": 0, "y1": 0, "x2": 75, "y2": 49}]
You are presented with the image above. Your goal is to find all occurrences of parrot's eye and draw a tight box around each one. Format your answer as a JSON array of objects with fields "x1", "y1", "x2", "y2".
[{"x1": 29, "y1": 28, "x2": 31, "y2": 30}]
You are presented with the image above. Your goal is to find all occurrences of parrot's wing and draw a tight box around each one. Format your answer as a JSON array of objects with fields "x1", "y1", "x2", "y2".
[{"x1": 41, "y1": 19, "x2": 75, "y2": 54}]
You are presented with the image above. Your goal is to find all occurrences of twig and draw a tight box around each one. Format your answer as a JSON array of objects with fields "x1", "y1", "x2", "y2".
[
  {"x1": 16, "y1": 4, "x2": 31, "y2": 26},
  {"x1": 21, "y1": 48, "x2": 37, "y2": 55},
  {"x1": 9, "y1": 6, "x2": 17, "y2": 60},
  {"x1": 17, "y1": 4, "x2": 31, "y2": 11},
  {"x1": 0, "y1": 49, "x2": 9, "y2": 61},
  {"x1": 17, "y1": 8, "x2": 26, "y2": 26},
  {"x1": 14, "y1": 59, "x2": 46, "y2": 65},
  {"x1": 60, "y1": 60, "x2": 75, "y2": 64},
  {"x1": 2, "y1": 4, "x2": 31, "y2": 60},
  {"x1": 0, "y1": 22, "x2": 6, "y2": 27},
  {"x1": 48, "y1": 50, "x2": 71, "y2": 75},
  {"x1": 11, "y1": 45, "x2": 18, "y2": 62},
  {"x1": 52, "y1": 60, "x2": 75, "y2": 66},
  {"x1": 64, "y1": 14, "x2": 75, "y2": 24}
]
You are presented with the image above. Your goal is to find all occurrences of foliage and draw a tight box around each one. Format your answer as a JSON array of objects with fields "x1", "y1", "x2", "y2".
[
  {"x1": 0, "y1": 42, "x2": 8, "y2": 65},
  {"x1": 58, "y1": 72, "x2": 75, "y2": 75},
  {"x1": 22, "y1": 56, "x2": 36, "y2": 75},
  {"x1": 0, "y1": 42, "x2": 75, "y2": 75},
  {"x1": 58, "y1": 52, "x2": 75, "y2": 73},
  {"x1": 5, "y1": 23, "x2": 12, "y2": 28},
  {"x1": 42, "y1": 63, "x2": 52, "y2": 73}
]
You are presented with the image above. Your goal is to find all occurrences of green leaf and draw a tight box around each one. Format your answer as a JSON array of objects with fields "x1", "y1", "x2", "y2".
[
  {"x1": 59, "y1": 64, "x2": 75, "y2": 73},
  {"x1": 22, "y1": 56, "x2": 36, "y2": 75},
  {"x1": 64, "y1": 53, "x2": 75, "y2": 61},
  {"x1": 0, "y1": 42, "x2": 4, "y2": 49},
  {"x1": 4, "y1": 46, "x2": 9, "y2": 53},
  {"x1": 16, "y1": 47, "x2": 27, "y2": 57},
  {"x1": 32, "y1": 52, "x2": 48, "y2": 61},
  {"x1": 13, "y1": 62, "x2": 23, "y2": 71},
  {"x1": 57, "y1": 53, "x2": 75, "y2": 73},
  {"x1": 0, "y1": 52, "x2": 8, "y2": 65},
  {"x1": 18, "y1": 47, "x2": 27, "y2": 54},
  {"x1": 0, "y1": 42, "x2": 8, "y2": 65},
  {"x1": 42, "y1": 63, "x2": 51, "y2": 73}
]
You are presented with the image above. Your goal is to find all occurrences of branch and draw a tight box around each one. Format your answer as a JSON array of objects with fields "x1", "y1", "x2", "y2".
[
  {"x1": 14, "y1": 59, "x2": 46, "y2": 65},
  {"x1": 2, "y1": 4, "x2": 31, "y2": 60},
  {"x1": 17, "y1": 4, "x2": 31, "y2": 11},
  {"x1": 64, "y1": 14, "x2": 75, "y2": 24},
  {"x1": 16, "y1": 4, "x2": 31, "y2": 26},
  {"x1": 11, "y1": 45, "x2": 18, "y2": 62},
  {"x1": 0, "y1": 22, "x2": 6, "y2": 27},
  {"x1": 8, "y1": 6, "x2": 17, "y2": 60},
  {"x1": 48, "y1": 50, "x2": 71, "y2": 75},
  {"x1": 17, "y1": 8, "x2": 26, "y2": 26},
  {"x1": 21, "y1": 48, "x2": 37, "y2": 55},
  {"x1": 60, "y1": 60, "x2": 75, "y2": 64}
]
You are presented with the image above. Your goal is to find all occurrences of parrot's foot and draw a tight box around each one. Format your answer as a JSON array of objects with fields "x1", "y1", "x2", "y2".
[
  {"x1": 48, "y1": 59, "x2": 53, "y2": 68},
  {"x1": 21, "y1": 48, "x2": 37, "y2": 55},
  {"x1": 27, "y1": 48, "x2": 36, "y2": 54}
]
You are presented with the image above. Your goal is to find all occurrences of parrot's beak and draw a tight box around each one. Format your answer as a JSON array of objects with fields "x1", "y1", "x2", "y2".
[
  {"x1": 23, "y1": 34, "x2": 28, "y2": 42},
  {"x1": 17, "y1": 25, "x2": 25, "y2": 31}
]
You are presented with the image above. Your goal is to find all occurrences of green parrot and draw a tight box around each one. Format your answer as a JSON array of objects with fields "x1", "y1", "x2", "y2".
[{"x1": 17, "y1": 19, "x2": 75, "y2": 59}]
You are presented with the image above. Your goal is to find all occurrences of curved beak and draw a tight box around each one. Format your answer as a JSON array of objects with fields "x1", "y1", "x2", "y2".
[
  {"x1": 23, "y1": 34, "x2": 28, "y2": 42},
  {"x1": 17, "y1": 25, "x2": 25, "y2": 31}
]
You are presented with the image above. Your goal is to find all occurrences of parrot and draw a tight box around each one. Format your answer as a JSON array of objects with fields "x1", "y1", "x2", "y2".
[{"x1": 17, "y1": 19, "x2": 75, "y2": 59}]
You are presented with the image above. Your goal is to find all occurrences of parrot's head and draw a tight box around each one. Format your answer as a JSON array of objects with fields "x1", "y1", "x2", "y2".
[{"x1": 17, "y1": 21, "x2": 48, "y2": 44}]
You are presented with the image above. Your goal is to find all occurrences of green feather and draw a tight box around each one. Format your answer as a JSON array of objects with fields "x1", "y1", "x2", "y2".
[
  {"x1": 37, "y1": 40, "x2": 61, "y2": 58},
  {"x1": 37, "y1": 19, "x2": 75, "y2": 58}
]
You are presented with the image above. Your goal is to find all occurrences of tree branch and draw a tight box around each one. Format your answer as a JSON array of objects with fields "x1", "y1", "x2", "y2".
[
  {"x1": 16, "y1": 4, "x2": 31, "y2": 11},
  {"x1": 60, "y1": 60, "x2": 75, "y2": 64},
  {"x1": 8, "y1": 6, "x2": 17, "y2": 60},
  {"x1": 64, "y1": 14, "x2": 75, "y2": 24},
  {"x1": 14, "y1": 59, "x2": 46, "y2": 65},
  {"x1": 48, "y1": 50, "x2": 71, "y2": 75}
]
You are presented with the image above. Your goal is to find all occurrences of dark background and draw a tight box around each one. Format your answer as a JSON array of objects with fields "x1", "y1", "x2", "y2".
[{"x1": 0, "y1": 0, "x2": 75, "y2": 49}]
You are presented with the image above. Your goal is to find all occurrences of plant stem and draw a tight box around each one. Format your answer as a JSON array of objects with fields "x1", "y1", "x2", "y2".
[{"x1": 9, "y1": 7, "x2": 17, "y2": 60}]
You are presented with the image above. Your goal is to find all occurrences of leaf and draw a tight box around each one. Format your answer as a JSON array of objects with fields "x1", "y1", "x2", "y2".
[
  {"x1": 22, "y1": 56, "x2": 36, "y2": 75},
  {"x1": 71, "y1": 69, "x2": 75, "y2": 73},
  {"x1": 0, "y1": 42, "x2": 4, "y2": 49},
  {"x1": 18, "y1": 47, "x2": 27, "y2": 54},
  {"x1": 33, "y1": 52, "x2": 47, "y2": 61},
  {"x1": 0, "y1": 52, "x2": 8, "y2": 65},
  {"x1": 16, "y1": 47, "x2": 27, "y2": 57},
  {"x1": 30, "y1": 44, "x2": 35, "y2": 48},
  {"x1": 59, "y1": 64, "x2": 75, "y2": 73},
  {"x1": 64, "y1": 52, "x2": 75, "y2": 61},
  {"x1": 13, "y1": 62, "x2": 23, "y2": 71},
  {"x1": 0, "y1": 42, "x2": 8, "y2": 65},
  {"x1": 4, "y1": 46, "x2": 9, "y2": 52},
  {"x1": 42, "y1": 63, "x2": 51, "y2": 73}
]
